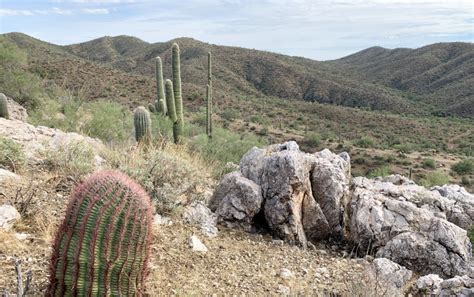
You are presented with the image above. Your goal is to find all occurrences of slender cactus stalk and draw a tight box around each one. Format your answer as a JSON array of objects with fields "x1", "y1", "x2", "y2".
[
  {"x1": 165, "y1": 79, "x2": 177, "y2": 123},
  {"x1": 155, "y1": 57, "x2": 167, "y2": 115},
  {"x1": 172, "y1": 43, "x2": 184, "y2": 143},
  {"x1": 206, "y1": 52, "x2": 212, "y2": 139}
]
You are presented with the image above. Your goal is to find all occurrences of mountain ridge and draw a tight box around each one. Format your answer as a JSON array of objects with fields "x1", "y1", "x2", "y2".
[{"x1": 3, "y1": 32, "x2": 473, "y2": 118}]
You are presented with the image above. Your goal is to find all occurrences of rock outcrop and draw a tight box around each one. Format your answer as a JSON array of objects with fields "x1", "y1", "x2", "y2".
[
  {"x1": 0, "y1": 118, "x2": 104, "y2": 161},
  {"x1": 349, "y1": 176, "x2": 473, "y2": 278},
  {"x1": 0, "y1": 204, "x2": 21, "y2": 230},
  {"x1": 413, "y1": 274, "x2": 473, "y2": 296},
  {"x1": 367, "y1": 258, "x2": 412, "y2": 296},
  {"x1": 5, "y1": 96, "x2": 28, "y2": 122},
  {"x1": 212, "y1": 141, "x2": 351, "y2": 246}
]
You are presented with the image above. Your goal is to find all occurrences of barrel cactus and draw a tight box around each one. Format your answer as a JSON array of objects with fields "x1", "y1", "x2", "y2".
[
  {"x1": 172, "y1": 43, "x2": 184, "y2": 143},
  {"x1": 48, "y1": 170, "x2": 153, "y2": 296},
  {"x1": 134, "y1": 106, "x2": 152, "y2": 143},
  {"x1": 155, "y1": 56, "x2": 167, "y2": 115},
  {"x1": 0, "y1": 93, "x2": 9, "y2": 119}
]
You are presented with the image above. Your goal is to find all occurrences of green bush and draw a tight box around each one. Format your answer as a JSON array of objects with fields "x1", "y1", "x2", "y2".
[
  {"x1": 190, "y1": 127, "x2": 267, "y2": 176},
  {"x1": 305, "y1": 132, "x2": 321, "y2": 147},
  {"x1": 419, "y1": 172, "x2": 450, "y2": 188},
  {"x1": 354, "y1": 137, "x2": 375, "y2": 148},
  {"x1": 367, "y1": 166, "x2": 390, "y2": 178},
  {"x1": 0, "y1": 136, "x2": 25, "y2": 171},
  {"x1": 220, "y1": 109, "x2": 240, "y2": 121},
  {"x1": 451, "y1": 159, "x2": 473, "y2": 175},
  {"x1": 422, "y1": 158, "x2": 436, "y2": 169},
  {"x1": 83, "y1": 101, "x2": 132, "y2": 144}
]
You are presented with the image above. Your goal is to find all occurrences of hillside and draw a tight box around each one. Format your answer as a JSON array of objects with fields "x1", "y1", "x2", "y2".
[{"x1": 332, "y1": 43, "x2": 474, "y2": 117}]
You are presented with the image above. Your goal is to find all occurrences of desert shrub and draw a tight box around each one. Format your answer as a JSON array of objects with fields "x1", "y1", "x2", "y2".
[
  {"x1": 83, "y1": 100, "x2": 132, "y2": 144},
  {"x1": 461, "y1": 176, "x2": 471, "y2": 186},
  {"x1": 451, "y1": 159, "x2": 473, "y2": 175},
  {"x1": 422, "y1": 158, "x2": 436, "y2": 169},
  {"x1": 419, "y1": 172, "x2": 450, "y2": 187},
  {"x1": 367, "y1": 165, "x2": 390, "y2": 178},
  {"x1": 220, "y1": 108, "x2": 240, "y2": 121},
  {"x1": 305, "y1": 132, "x2": 321, "y2": 147},
  {"x1": 190, "y1": 127, "x2": 267, "y2": 176},
  {"x1": 354, "y1": 137, "x2": 375, "y2": 148},
  {"x1": 353, "y1": 157, "x2": 367, "y2": 165},
  {"x1": 0, "y1": 136, "x2": 25, "y2": 172},
  {"x1": 394, "y1": 143, "x2": 414, "y2": 154},
  {"x1": 39, "y1": 140, "x2": 95, "y2": 178},
  {"x1": 468, "y1": 225, "x2": 474, "y2": 245}
]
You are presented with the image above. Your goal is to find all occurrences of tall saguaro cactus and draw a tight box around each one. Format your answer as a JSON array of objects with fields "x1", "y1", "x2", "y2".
[
  {"x1": 48, "y1": 170, "x2": 153, "y2": 296},
  {"x1": 134, "y1": 106, "x2": 152, "y2": 144},
  {"x1": 0, "y1": 93, "x2": 9, "y2": 119},
  {"x1": 206, "y1": 51, "x2": 212, "y2": 139},
  {"x1": 165, "y1": 79, "x2": 177, "y2": 123},
  {"x1": 155, "y1": 57, "x2": 167, "y2": 115},
  {"x1": 172, "y1": 43, "x2": 184, "y2": 143}
]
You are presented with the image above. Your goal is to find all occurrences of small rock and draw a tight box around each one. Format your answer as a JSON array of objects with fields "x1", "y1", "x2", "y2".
[
  {"x1": 188, "y1": 235, "x2": 208, "y2": 252},
  {"x1": 272, "y1": 239, "x2": 284, "y2": 245},
  {"x1": 183, "y1": 202, "x2": 218, "y2": 237},
  {"x1": 153, "y1": 214, "x2": 173, "y2": 226},
  {"x1": 0, "y1": 204, "x2": 21, "y2": 230},
  {"x1": 0, "y1": 168, "x2": 21, "y2": 182},
  {"x1": 279, "y1": 268, "x2": 293, "y2": 279},
  {"x1": 277, "y1": 285, "x2": 290, "y2": 295},
  {"x1": 14, "y1": 232, "x2": 30, "y2": 241}
]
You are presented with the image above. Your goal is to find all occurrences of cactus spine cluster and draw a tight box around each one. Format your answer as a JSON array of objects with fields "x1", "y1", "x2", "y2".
[
  {"x1": 171, "y1": 43, "x2": 184, "y2": 143},
  {"x1": 48, "y1": 170, "x2": 153, "y2": 296},
  {"x1": 134, "y1": 106, "x2": 152, "y2": 143},
  {"x1": 155, "y1": 57, "x2": 167, "y2": 115},
  {"x1": 0, "y1": 93, "x2": 9, "y2": 119},
  {"x1": 206, "y1": 52, "x2": 212, "y2": 139}
]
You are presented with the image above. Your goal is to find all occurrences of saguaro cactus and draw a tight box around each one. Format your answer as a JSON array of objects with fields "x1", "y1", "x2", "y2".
[
  {"x1": 206, "y1": 52, "x2": 212, "y2": 138},
  {"x1": 155, "y1": 57, "x2": 167, "y2": 115},
  {"x1": 0, "y1": 93, "x2": 9, "y2": 119},
  {"x1": 165, "y1": 79, "x2": 177, "y2": 123},
  {"x1": 48, "y1": 170, "x2": 153, "y2": 296},
  {"x1": 172, "y1": 43, "x2": 184, "y2": 143},
  {"x1": 134, "y1": 106, "x2": 152, "y2": 143}
]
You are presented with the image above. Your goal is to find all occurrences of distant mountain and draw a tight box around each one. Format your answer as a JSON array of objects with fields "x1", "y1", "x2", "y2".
[
  {"x1": 3, "y1": 32, "x2": 473, "y2": 118},
  {"x1": 332, "y1": 43, "x2": 474, "y2": 117}
]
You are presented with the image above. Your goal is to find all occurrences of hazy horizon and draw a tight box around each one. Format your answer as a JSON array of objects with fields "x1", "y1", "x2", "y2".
[{"x1": 1, "y1": 0, "x2": 472, "y2": 60}]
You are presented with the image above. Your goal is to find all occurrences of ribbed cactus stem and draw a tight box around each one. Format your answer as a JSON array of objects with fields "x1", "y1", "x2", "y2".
[
  {"x1": 134, "y1": 106, "x2": 152, "y2": 144},
  {"x1": 206, "y1": 51, "x2": 212, "y2": 138},
  {"x1": 148, "y1": 102, "x2": 156, "y2": 113},
  {"x1": 0, "y1": 93, "x2": 9, "y2": 119},
  {"x1": 165, "y1": 79, "x2": 177, "y2": 123},
  {"x1": 155, "y1": 57, "x2": 167, "y2": 115},
  {"x1": 172, "y1": 43, "x2": 184, "y2": 143},
  {"x1": 48, "y1": 170, "x2": 153, "y2": 296}
]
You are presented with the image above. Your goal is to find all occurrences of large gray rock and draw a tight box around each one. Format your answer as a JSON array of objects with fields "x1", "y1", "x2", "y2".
[
  {"x1": 0, "y1": 204, "x2": 20, "y2": 230},
  {"x1": 237, "y1": 141, "x2": 350, "y2": 245},
  {"x1": 349, "y1": 176, "x2": 473, "y2": 278},
  {"x1": 310, "y1": 149, "x2": 351, "y2": 240},
  {"x1": 431, "y1": 184, "x2": 474, "y2": 230},
  {"x1": 367, "y1": 258, "x2": 412, "y2": 296},
  {"x1": 210, "y1": 172, "x2": 263, "y2": 231},
  {"x1": 413, "y1": 274, "x2": 473, "y2": 296},
  {"x1": 5, "y1": 95, "x2": 28, "y2": 122},
  {"x1": 183, "y1": 202, "x2": 218, "y2": 237}
]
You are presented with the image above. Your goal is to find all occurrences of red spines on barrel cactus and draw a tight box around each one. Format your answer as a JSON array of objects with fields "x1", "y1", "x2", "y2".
[{"x1": 48, "y1": 170, "x2": 153, "y2": 296}]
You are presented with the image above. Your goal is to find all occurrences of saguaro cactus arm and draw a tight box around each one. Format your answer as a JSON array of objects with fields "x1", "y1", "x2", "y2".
[{"x1": 155, "y1": 56, "x2": 167, "y2": 115}]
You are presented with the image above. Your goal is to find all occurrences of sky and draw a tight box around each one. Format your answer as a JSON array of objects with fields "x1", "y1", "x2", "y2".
[{"x1": 0, "y1": 0, "x2": 472, "y2": 60}]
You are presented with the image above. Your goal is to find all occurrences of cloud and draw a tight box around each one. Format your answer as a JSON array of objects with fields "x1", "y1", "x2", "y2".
[
  {"x1": 0, "y1": 9, "x2": 34, "y2": 16},
  {"x1": 81, "y1": 8, "x2": 109, "y2": 14}
]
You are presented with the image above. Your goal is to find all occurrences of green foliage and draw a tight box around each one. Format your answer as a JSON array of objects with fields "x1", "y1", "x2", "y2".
[
  {"x1": 354, "y1": 137, "x2": 376, "y2": 148},
  {"x1": 190, "y1": 127, "x2": 267, "y2": 176},
  {"x1": 40, "y1": 140, "x2": 95, "y2": 178},
  {"x1": 83, "y1": 101, "x2": 132, "y2": 144},
  {"x1": 220, "y1": 108, "x2": 240, "y2": 121},
  {"x1": 468, "y1": 225, "x2": 474, "y2": 245},
  {"x1": 48, "y1": 170, "x2": 152, "y2": 296},
  {"x1": 422, "y1": 158, "x2": 436, "y2": 169},
  {"x1": 305, "y1": 132, "x2": 321, "y2": 147},
  {"x1": 0, "y1": 93, "x2": 9, "y2": 118},
  {"x1": 0, "y1": 36, "x2": 42, "y2": 108},
  {"x1": 0, "y1": 136, "x2": 25, "y2": 171},
  {"x1": 451, "y1": 159, "x2": 473, "y2": 175},
  {"x1": 367, "y1": 165, "x2": 390, "y2": 178},
  {"x1": 419, "y1": 171, "x2": 450, "y2": 187},
  {"x1": 134, "y1": 106, "x2": 152, "y2": 144}
]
